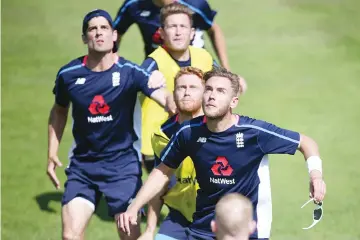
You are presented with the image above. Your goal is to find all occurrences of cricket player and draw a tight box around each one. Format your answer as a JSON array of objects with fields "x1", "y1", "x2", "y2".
[
  {"x1": 117, "y1": 67, "x2": 326, "y2": 240},
  {"x1": 137, "y1": 3, "x2": 217, "y2": 173},
  {"x1": 113, "y1": 0, "x2": 230, "y2": 69},
  {"x1": 140, "y1": 67, "x2": 205, "y2": 240},
  {"x1": 47, "y1": 9, "x2": 174, "y2": 240}
]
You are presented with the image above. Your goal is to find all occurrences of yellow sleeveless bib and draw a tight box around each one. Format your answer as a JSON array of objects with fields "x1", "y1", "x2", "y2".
[
  {"x1": 141, "y1": 46, "x2": 213, "y2": 156},
  {"x1": 151, "y1": 128, "x2": 200, "y2": 222}
]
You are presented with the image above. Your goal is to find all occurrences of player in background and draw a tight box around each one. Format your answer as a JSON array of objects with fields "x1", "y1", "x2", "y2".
[
  {"x1": 118, "y1": 67, "x2": 326, "y2": 240},
  {"x1": 136, "y1": 3, "x2": 215, "y2": 173},
  {"x1": 47, "y1": 9, "x2": 174, "y2": 240},
  {"x1": 113, "y1": 0, "x2": 230, "y2": 69},
  {"x1": 139, "y1": 67, "x2": 205, "y2": 240},
  {"x1": 211, "y1": 193, "x2": 256, "y2": 240}
]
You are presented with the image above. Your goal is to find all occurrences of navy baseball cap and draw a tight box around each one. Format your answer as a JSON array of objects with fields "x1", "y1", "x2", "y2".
[
  {"x1": 82, "y1": 9, "x2": 114, "y2": 35},
  {"x1": 82, "y1": 9, "x2": 118, "y2": 52}
]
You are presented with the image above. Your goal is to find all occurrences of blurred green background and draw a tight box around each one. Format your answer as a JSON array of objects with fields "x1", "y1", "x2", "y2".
[{"x1": 2, "y1": 0, "x2": 360, "y2": 239}]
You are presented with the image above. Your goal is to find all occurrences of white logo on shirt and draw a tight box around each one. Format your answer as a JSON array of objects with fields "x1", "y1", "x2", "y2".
[
  {"x1": 112, "y1": 72, "x2": 120, "y2": 87},
  {"x1": 236, "y1": 132, "x2": 244, "y2": 148},
  {"x1": 197, "y1": 137, "x2": 207, "y2": 143},
  {"x1": 75, "y1": 78, "x2": 86, "y2": 84},
  {"x1": 192, "y1": 29, "x2": 205, "y2": 48},
  {"x1": 140, "y1": 10, "x2": 151, "y2": 17}
]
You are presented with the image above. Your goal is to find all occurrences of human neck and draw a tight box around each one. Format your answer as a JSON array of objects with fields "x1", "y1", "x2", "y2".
[
  {"x1": 86, "y1": 51, "x2": 117, "y2": 72},
  {"x1": 168, "y1": 48, "x2": 190, "y2": 62},
  {"x1": 178, "y1": 109, "x2": 203, "y2": 124},
  {"x1": 206, "y1": 112, "x2": 237, "y2": 133}
]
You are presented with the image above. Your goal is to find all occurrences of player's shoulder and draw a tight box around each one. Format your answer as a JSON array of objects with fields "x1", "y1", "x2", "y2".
[
  {"x1": 117, "y1": 56, "x2": 138, "y2": 67},
  {"x1": 116, "y1": 56, "x2": 149, "y2": 74},
  {"x1": 179, "y1": 115, "x2": 206, "y2": 133},
  {"x1": 179, "y1": 0, "x2": 210, "y2": 11},
  {"x1": 141, "y1": 57, "x2": 158, "y2": 72},
  {"x1": 235, "y1": 115, "x2": 277, "y2": 130},
  {"x1": 120, "y1": 0, "x2": 141, "y2": 9},
  {"x1": 56, "y1": 56, "x2": 86, "y2": 79},
  {"x1": 166, "y1": 115, "x2": 206, "y2": 142}
]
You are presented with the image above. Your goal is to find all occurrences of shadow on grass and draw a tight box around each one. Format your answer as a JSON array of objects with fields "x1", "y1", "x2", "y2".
[{"x1": 34, "y1": 192, "x2": 167, "y2": 224}]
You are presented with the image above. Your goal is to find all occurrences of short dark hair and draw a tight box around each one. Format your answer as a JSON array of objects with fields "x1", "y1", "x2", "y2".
[
  {"x1": 160, "y1": 2, "x2": 194, "y2": 27},
  {"x1": 204, "y1": 67, "x2": 240, "y2": 96},
  {"x1": 82, "y1": 9, "x2": 114, "y2": 35}
]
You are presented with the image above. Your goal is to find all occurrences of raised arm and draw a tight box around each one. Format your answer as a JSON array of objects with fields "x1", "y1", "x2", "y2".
[
  {"x1": 113, "y1": 0, "x2": 136, "y2": 51},
  {"x1": 133, "y1": 64, "x2": 176, "y2": 114},
  {"x1": 207, "y1": 22, "x2": 230, "y2": 70}
]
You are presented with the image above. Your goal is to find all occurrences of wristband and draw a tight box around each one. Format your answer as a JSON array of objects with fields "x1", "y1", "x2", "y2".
[{"x1": 306, "y1": 156, "x2": 322, "y2": 175}]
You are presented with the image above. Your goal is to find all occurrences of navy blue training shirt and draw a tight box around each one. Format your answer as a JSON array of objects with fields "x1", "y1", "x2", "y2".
[
  {"x1": 53, "y1": 56, "x2": 156, "y2": 162},
  {"x1": 159, "y1": 115, "x2": 300, "y2": 239},
  {"x1": 113, "y1": 0, "x2": 217, "y2": 56}
]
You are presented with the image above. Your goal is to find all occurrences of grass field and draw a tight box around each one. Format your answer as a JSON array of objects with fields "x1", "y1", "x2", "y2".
[{"x1": 2, "y1": 0, "x2": 360, "y2": 239}]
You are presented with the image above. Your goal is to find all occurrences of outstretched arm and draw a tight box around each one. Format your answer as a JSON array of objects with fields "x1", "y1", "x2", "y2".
[
  {"x1": 139, "y1": 184, "x2": 168, "y2": 239},
  {"x1": 257, "y1": 121, "x2": 326, "y2": 202},
  {"x1": 118, "y1": 163, "x2": 175, "y2": 235}
]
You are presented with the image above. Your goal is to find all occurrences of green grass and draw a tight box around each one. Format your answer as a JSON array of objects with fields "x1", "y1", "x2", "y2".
[{"x1": 2, "y1": 0, "x2": 360, "y2": 239}]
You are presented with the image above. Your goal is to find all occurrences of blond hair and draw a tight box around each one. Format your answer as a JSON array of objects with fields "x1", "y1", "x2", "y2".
[
  {"x1": 215, "y1": 193, "x2": 253, "y2": 238},
  {"x1": 160, "y1": 2, "x2": 194, "y2": 27},
  {"x1": 204, "y1": 67, "x2": 241, "y2": 96}
]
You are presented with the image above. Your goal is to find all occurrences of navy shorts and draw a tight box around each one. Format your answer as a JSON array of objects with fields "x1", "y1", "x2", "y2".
[
  {"x1": 62, "y1": 148, "x2": 142, "y2": 217},
  {"x1": 155, "y1": 208, "x2": 190, "y2": 240}
]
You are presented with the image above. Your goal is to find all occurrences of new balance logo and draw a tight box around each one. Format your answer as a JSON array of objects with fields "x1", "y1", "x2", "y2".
[
  {"x1": 236, "y1": 132, "x2": 244, "y2": 148},
  {"x1": 140, "y1": 10, "x2": 151, "y2": 17},
  {"x1": 197, "y1": 137, "x2": 207, "y2": 143},
  {"x1": 75, "y1": 78, "x2": 86, "y2": 84}
]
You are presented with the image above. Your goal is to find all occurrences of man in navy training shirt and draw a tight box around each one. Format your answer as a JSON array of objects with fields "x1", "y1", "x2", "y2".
[
  {"x1": 113, "y1": 0, "x2": 230, "y2": 70},
  {"x1": 47, "y1": 9, "x2": 174, "y2": 240},
  {"x1": 118, "y1": 67, "x2": 327, "y2": 240}
]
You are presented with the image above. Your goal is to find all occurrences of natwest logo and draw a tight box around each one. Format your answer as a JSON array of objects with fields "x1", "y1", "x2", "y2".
[
  {"x1": 211, "y1": 156, "x2": 233, "y2": 176},
  {"x1": 87, "y1": 95, "x2": 113, "y2": 123},
  {"x1": 210, "y1": 156, "x2": 235, "y2": 185}
]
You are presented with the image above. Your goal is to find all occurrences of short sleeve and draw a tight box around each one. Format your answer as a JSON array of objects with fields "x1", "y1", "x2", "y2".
[
  {"x1": 159, "y1": 129, "x2": 188, "y2": 169},
  {"x1": 53, "y1": 73, "x2": 70, "y2": 107},
  {"x1": 256, "y1": 120, "x2": 300, "y2": 155},
  {"x1": 140, "y1": 58, "x2": 159, "y2": 73},
  {"x1": 113, "y1": 1, "x2": 136, "y2": 34},
  {"x1": 132, "y1": 64, "x2": 157, "y2": 97},
  {"x1": 180, "y1": 0, "x2": 217, "y2": 30}
]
